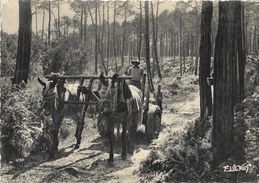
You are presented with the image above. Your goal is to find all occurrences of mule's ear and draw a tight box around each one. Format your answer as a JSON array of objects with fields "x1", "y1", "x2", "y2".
[
  {"x1": 112, "y1": 73, "x2": 119, "y2": 80},
  {"x1": 50, "y1": 79, "x2": 58, "y2": 88},
  {"x1": 38, "y1": 77, "x2": 46, "y2": 87},
  {"x1": 99, "y1": 73, "x2": 108, "y2": 87}
]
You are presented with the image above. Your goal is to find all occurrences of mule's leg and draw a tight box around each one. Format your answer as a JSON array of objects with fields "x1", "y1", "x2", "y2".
[
  {"x1": 107, "y1": 115, "x2": 115, "y2": 165},
  {"x1": 49, "y1": 114, "x2": 63, "y2": 159},
  {"x1": 121, "y1": 112, "x2": 128, "y2": 160},
  {"x1": 75, "y1": 112, "x2": 84, "y2": 149},
  {"x1": 128, "y1": 113, "x2": 138, "y2": 154}
]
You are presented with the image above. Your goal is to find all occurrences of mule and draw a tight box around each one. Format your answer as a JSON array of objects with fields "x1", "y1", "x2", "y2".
[
  {"x1": 98, "y1": 73, "x2": 143, "y2": 165},
  {"x1": 37, "y1": 78, "x2": 99, "y2": 158}
]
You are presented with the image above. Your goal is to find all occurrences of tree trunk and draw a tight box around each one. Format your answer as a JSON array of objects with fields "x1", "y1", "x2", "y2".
[
  {"x1": 42, "y1": 8, "x2": 45, "y2": 39},
  {"x1": 101, "y1": 3, "x2": 105, "y2": 57},
  {"x1": 191, "y1": 33, "x2": 194, "y2": 65},
  {"x1": 48, "y1": 0, "x2": 51, "y2": 47},
  {"x1": 107, "y1": 2, "x2": 110, "y2": 71},
  {"x1": 194, "y1": 2, "x2": 199, "y2": 75},
  {"x1": 84, "y1": 3, "x2": 87, "y2": 43},
  {"x1": 252, "y1": 25, "x2": 257, "y2": 54},
  {"x1": 199, "y1": 1, "x2": 213, "y2": 120},
  {"x1": 80, "y1": 6, "x2": 83, "y2": 44},
  {"x1": 151, "y1": 2, "x2": 162, "y2": 81},
  {"x1": 95, "y1": 2, "x2": 98, "y2": 74},
  {"x1": 121, "y1": 6, "x2": 127, "y2": 67},
  {"x1": 212, "y1": 1, "x2": 244, "y2": 167},
  {"x1": 57, "y1": 0, "x2": 61, "y2": 37},
  {"x1": 183, "y1": 34, "x2": 186, "y2": 73},
  {"x1": 236, "y1": 2, "x2": 246, "y2": 103},
  {"x1": 13, "y1": 0, "x2": 32, "y2": 84},
  {"x1": 145, "y1": 1, "x2": 154, "y2": 93},
  {"x1": 179, "y1": 11, "x2": 183, "y2": 76},
  {"x1": 137, "y1": 2, "x2": 142, "y2": 61},
  {"x1": 113, "y1": 2, "x2": 117, "y2": 59},
  {"x1": 35, "y1": 7, "x2": 38, "y2": 36}
]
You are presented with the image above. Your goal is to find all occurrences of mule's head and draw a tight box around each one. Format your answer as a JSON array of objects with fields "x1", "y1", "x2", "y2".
[
  {"x1": 99, "y1": 73, "x2": 132, "y2": 113},
  {"x1": 38, "y1": 77, "x2": 60, "y2": 116},
  {"x1": 98, "y1": 73, "x2": 119, "y2": 113}
]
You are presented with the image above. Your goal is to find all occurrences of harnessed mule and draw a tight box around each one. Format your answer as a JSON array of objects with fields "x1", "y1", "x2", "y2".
[
  {"x1": 38, "y1": 78, "x2": 98, "y2": 158},
  {"x1": 99, "y1": 73, "x2": 143, "y2": 165}
]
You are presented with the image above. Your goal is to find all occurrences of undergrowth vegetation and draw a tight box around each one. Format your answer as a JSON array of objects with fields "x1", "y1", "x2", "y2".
[
  {"x1": 0, "y1": 78, "x2": 51, "y2": 160},
  {"x1": 140, "y1": 120, "x2": 213, "y2": 182}
]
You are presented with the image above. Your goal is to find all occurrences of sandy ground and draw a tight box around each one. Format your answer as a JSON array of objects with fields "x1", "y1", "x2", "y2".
[{"x1": 1, "y1": 82, "x2": 200, "y2": 183}]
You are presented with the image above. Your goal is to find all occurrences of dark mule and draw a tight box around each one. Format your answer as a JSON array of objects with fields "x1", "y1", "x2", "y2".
[
  {"x1": 38, "y1": 78, "x2": 98, "y2": 158},
  {"x1": 98, "y1": 73, "x2": 143, "y2": 165}
]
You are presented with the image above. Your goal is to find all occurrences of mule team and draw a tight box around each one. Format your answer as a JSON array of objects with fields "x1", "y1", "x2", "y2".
[{"x1": 38, "y1": 59, "x2": 157, "y2": 165}]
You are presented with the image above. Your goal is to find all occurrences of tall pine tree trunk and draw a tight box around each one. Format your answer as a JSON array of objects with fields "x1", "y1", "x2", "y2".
[
  {"x1": 57, "y1": 0, "x2": 61, "y2": 37},
  {"x1": 199, "y1": 1, "x2": 213, "y2": 120},
  {"x1": 151, "y1": 2, "x2": 162, "y2": 81},
  {"x1": 95, "y1": 2, "x2": 98, "y2": 74},
  {"x1": 212, "y1": 1, "x2": 244, "y2": 167},
  {"x1": 42, "y1": 9, "x2": 45, "y2": 39},
  {"x1": 84, "y1": 4, "x2": 87, "y2": 43},
  {"x1": 179, "y1": 11, "x2": 183, "y2": 76},
  {"x1": 48, "y1": 0, "x2": 51, "y2": 47},
  {"x1": 121, "y1": 6, "x2": 127, "y2": 67},
  {"x1": 137, "y1": 2, "x2": 142, "y2": 61},
  {"x1": 145, "y1": 1, "x2": 154, "y2": 93},
  {"x1": 194, "y1": 2, "x2": 199, "y2": 75},
  {"x1": 13, "y1": 0, "x2": 32, "y2": 84},
  {"x1": 35, "y1": 8, "x2": 38, "y2": 36},
  {"x1": 80, "y1": 6, "x2": 83, "y2": 44},
  {"x1": 107, "y1": 2, "x2": 110, "y2": 71}
]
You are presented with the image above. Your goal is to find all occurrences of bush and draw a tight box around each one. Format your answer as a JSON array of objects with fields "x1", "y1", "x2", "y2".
[
  {"x1": 139, "y1": 120, "x2": 213, "y2": 182},
  {"x1": 0, "y1": 78, "x2": 50, "y2": 161}
]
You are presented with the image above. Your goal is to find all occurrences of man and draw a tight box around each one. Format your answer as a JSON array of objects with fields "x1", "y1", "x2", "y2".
[{"x1": 127, "y1": 59, "x2": 144, "y2": 90}]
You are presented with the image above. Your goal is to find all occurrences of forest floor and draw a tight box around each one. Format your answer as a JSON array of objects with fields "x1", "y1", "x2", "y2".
[{"x1": 1, "y1": 75, "x2": 200, "y2": 183}]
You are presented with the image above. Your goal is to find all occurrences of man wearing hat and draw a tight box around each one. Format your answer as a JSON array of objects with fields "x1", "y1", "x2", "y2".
[{"x1": 127, "y1": 59, "x2": 144, "y2": 90}]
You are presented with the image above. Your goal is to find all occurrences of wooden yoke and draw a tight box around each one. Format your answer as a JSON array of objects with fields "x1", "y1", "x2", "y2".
[{"x1": 45, "y1": 75, "x2": 132, "y2": 80}]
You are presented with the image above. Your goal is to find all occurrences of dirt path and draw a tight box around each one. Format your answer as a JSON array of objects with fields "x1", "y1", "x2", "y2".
[{"x1": 1, "y1": 85, "x2": 200, "y2": 183}]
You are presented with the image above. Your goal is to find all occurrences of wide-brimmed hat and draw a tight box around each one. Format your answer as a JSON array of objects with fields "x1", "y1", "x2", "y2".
[{"x1": 132, "y1": 59, "x2": 140, "y2": 64}]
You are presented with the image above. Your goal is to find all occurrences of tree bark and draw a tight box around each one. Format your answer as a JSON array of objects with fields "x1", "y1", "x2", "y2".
[
  {"x1": 212, "y1": 1, "x2": 244, "y2": 167},
  {"x1": 48, "y1": 0, "x2": 51, "y2": 47},
  {"x1": 194, "y1": 1, "x2": 199, "y2": 75},
  {"x1": 35, "y1": 7, "x2": 38, "y2": 36},
  {"x1": 137, "y1": 2, "x2": 142, "y2": 61},
  {"x1": 13, "y1": 0, "x2": 32, "y2": 84},
  {"x1": 42, "y1": 8, "x2": 45, "y2": 39},
  {"x1": 199, "y1": 1, "x2": 213, "y2": 120},
  {"x1": 84, "y1": 3, "x2": 87, "y2": 43},
  {"x1": 107, "y1": 2, "x2": 110, "y2": 71},
  {"x1": 179, "y1": 11, "x2": 183, "y2": 76},
  {"x1": 151, "y1": 2, "x2": 162, "y2": 81},
  {"x1": 121, "y1": 5, "x2": 127, "y2": 67},
  {"x1": 80, "y1": 5, "x2": 83, "y2": 44},
  {"x1": 145, "y1": 1, "x2": 154, "y2": 93},
  {"x1": 95, "y1": 2, "x2": 98, "y2": 74},
  {"x1": 113, "y1": 2, "x2": 117, "y2": 59},
  {"x1": 57, "y1": 0, "x2": 61, "y2": 37},
  {"x1": 101, "y1": 3, "x2": 105, "y2": 57},
  {"x1": 191, "y1": 33, "x2": 194, "y2": 65}
]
